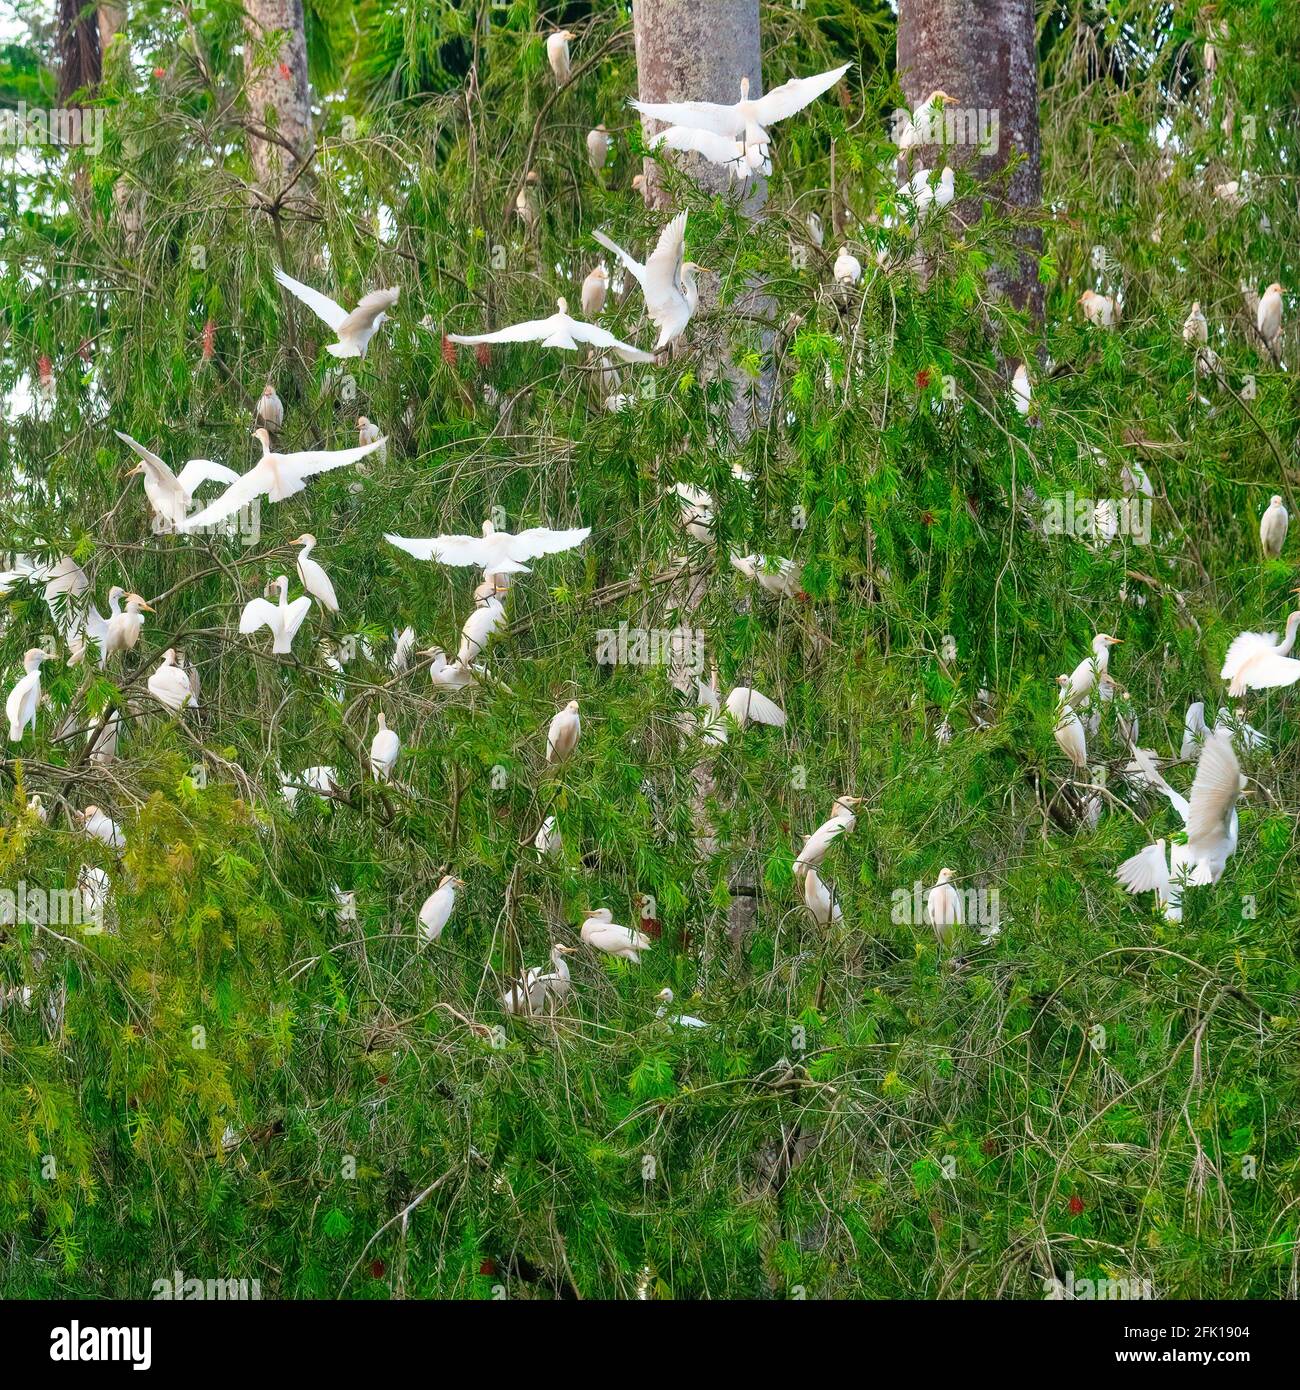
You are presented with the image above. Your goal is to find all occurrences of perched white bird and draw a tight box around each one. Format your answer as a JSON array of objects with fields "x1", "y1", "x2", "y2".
[
  {"x1": 1011, "y1": 362, "x2": 1032, "y2": 417},
  {"x1": 182, "y1": 429, "x2": 386, "y2": 532},
  {"x1": 1259, "y1": 495, "x2": 1288, "y2": 559},
  {"x1": 502, "y1": 967, "x2": 547, "y2": 1017},
  {"x1": 903, "y1": 165, "x2": 954, "y2": 222},
  {"x1": 546, "y1": 700, "x2": 581, "y2": 763},
  {"x1": 534, "y1": 944, "x2": 576, "y2": 1004},
  {"x1": 1078, "y1": 290, "x2": 1119, "y2": 328},
  {"x1": 87, "y1": 708, "x2": 120, "y2": 764},
  {"x1": 369, "y1": 713, "x2": 400, "y2": 782},
  {"x1": 580, "y1": 908, "x2": 651, "y2": 963},
  {"x1": 279, "y1": 765, "x2": 339, "y2": 806},
  {"x1": 256, "y1": 384, "x2": 284, "y2": 431},
  {"x1": 534, "y1": 815, "x2": 563, "y2": 857},
  {"x1": 730, "y1": 553, "x2": 801, "y2": 599},
  {"x1": 390, "y1": 625, "x2": 416, "y2": 673},
  {"x1": 581, "y1": 264, "x2": 609, "y2": 318},
  {"x1": 357, "y1": 415, "x2": 384, "y2": 459},
  {"x1": 239, "y1": 575, "x2": 312, "y2": 655},
  {"x1": 1257, "y1": 282, "x2": 1283, "y2": 356},
  {"x1": 671, "y1": 482, "x2": 716, "y2": 546},
  {"x1": 101, "y1": 592, "x2": 154, "y2": 664},
  {"x1": 925, "y1": 867, "x2": 962, "y2": 947},
  {"x1": 1120, "y1": 457, "x2": 1152, "y2": 498},
  {"x1": 418, "y1": 874, "x2": 462, "y2": 944},
  {"x1": 116, "y1": 431, "x2": 241, "y2": 531},
  {"x1": 426, "y1": 647, "x2": 481, "y2": 691},
  {"x1": 274, "y1": 268, "x2": 399, "y2": 359},
  {"x1": 896, "y1": 89, "x2": 957, "y2": 152},
  {"x1": 458, "y1": 597, "x2": 507, "y2": 665},
  {"x1": 67, "y1": 586, "x2": 124, "y2": 667},
  {"x1": 695, "y1": 673, "x2": 785, "y2": 745},
  {"x1": 386, "y1": 519, "x2": 590, "y2": 578},
  {"x1": 586, "y1": 124, "x2": 609, "y2": 172},
  {"x1": 1063, "y1": 633, "x2": 1122, "y2": 708},
  {"x1": 802, "y1": 867, "x2": 843, "y2": 926},
  {"x1": 833, "y1": 247, "x2": 862, "y2": 285},
  {"x1": 6, "y1": 648, "x2": 55, "y2": 742},
  {"x1": 1221, "y1": 609, "x2": 1300, "y2": 695},
  {"x1": 290, "y1": 534, "x2": 339, "y2": 613},
  {"x1": 593, "y1": 212, "x2": 708, "y2": 350},
  {"x1": 546, "y1": 29, "x2": 574, "y2": 85},
  {"x1": 514, "y1": 170, "x2": 541, "y2": 236},
  {"x1": 78, "y1": 805, "x2": 124, "y2": 851},
  {"x1": 1054, "y1": 692, "x2": 1088, "y2": 770},
  {"x1": 806, "y1": 211, "x2": 824, "y2": 247},
  {"x1": 27, "y1": 793, "x2": 47, "y2": 823},
  {"x1": 793, "y1": 795, "x2": 862, "y2": 876},
  {"x1": 446, "y1": 297, "x2": 654, "y2": 364},
  {"x1": 147, "y1": 648, "x2": 196, "y2": 713},
  {"x1": 655, "y1": 987, "x2": 707, "y2": 1028},
  {"x1": 1183, "y1": 301, "x2": 1208, "y2": 345},
  {"x1": 1180, "y1": 701, "x2": 1208, "y2": 759},
  {"x1": 631, "y1": 63, "x2": 851, "y2": 167}
]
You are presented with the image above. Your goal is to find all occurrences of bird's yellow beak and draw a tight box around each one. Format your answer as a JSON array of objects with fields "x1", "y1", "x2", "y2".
[
  {"x1": 125, "y1": 463, "x2": 144, "y2": 476},
  {"x1": 137, "y1": 600, "x2": 155, "y2": 612}
]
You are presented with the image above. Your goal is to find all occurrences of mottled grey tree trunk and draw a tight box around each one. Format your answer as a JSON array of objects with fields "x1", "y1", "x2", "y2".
[
  {"x1": 244, "y1": 0, "x2": 314, "y2": 199},
  {"x1": 897, "y1": 0, "x2": 1043, "y2": 319},
  {"x1": 632, "y1": 0, "x2": 764, "y2": 948},
  {"x1": 97, "y1": 3, "x2": 125, "y2": 56}
]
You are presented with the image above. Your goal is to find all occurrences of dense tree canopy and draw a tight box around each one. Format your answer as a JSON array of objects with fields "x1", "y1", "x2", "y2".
[{"x1": 1, "y1": 0, "x2": 1298, "y2": 1300}]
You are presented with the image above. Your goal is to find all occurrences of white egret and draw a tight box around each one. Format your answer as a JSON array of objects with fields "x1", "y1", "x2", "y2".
[
  {"x1": 418, "y1": 874, "x2": 462, "y2": 944},
  {"x1": 1012, "y1": 363, "x2": 1032, "y2": 417},
  {"x1": 426, "y1": 648, "x2": 480, "y2": 690},
  {"x1": 695, "y1": 673, "x2": 785, "y2": 745},
  {"x1": 1180, "y1": 701, "x2": 1207, "y2": 759},
  {"x1": 730, "y1": 553, "x2": 801, "y2": 599},
  {"x1": 101, "y1": 593, "x2": 154, "y2": 663},
  {"x1": 116, "y1": 431, "x2": 241, "y2": 531},
  {"x1": 291, "y1": 534, "x2": 340, "y2": 613},
  {"x1": 647, "y1": 124, "x2": 769, "y2": 178},
  {"x1": 802, "y1": 867, "x2": 843, "y2": 926},
  {"x1": 1121, "y1": 457, "x2": 1152, "y2": 498},
  {"x1": 671, "y1": 482, "x2": 716, "y2": 546},
  {"x1": 1063, "y1": 633, "x2": 1122, "y2": 707},
  {"x1": 147, "y1": 649, "x2": 197, "y2": 713},
  {"x1": 546, "y1": 29, "x2": 573, "y2": 84},
  {"x1": 1079, "y1": 290, "x2": 1119, "y2": 327},
  {"x1": 87, "y1": 708, "x2": 120, "y2": 764},
  {"x1": 274, "y1": 269, "x2": 399, "y2": 359},
  {"x1": 1183, "y1": 302, "x2": 1208, "y2": 345},
  {"x1": 925, "y1": 867, "x2": 962, "y2": 947},
  {"x1": 181, "y1": 429, "x2": 386, "y2": 532},
  {"x1": 546, "y1": 700, "x2": 581, "y2": 763},
  {"x1": 535, "y1": 944, "x2": 577, "y2": 1004},
  {"x1": 793, "y1": 795, "x2": 862, "y2": 876},
  {"x1": 385, "y1": 519, "x2": 590, "y2": 578},
  {"x1": 68, "y1": 586, "x2": 124, "y2": 667},
  {"x1": 279, "y1": 766, "x2": 339, "y2": 806},
  {"x1": 1259, "y1": 495, "x2": 1288, "y2": 559},
  {"x1": 6, "y1": 648, "x2": 55, "y2": 742},
  {"x1": 390, "y1": 626, "x2": 415, "y2": 674},
  {"x1": 78, "y1": 805, "x2": 124, "y2": 851},
  {"x1": 458, "y1": 596, "x2": 507, "y2": 665},
  {"x1": 1054, "y1": 688, "x2": 1088, "y2": 769},
  {"x1": 656, "y1": 988, "x2": 707, "y2": 1028},
  {"x1": 586, "y1": 124, "x2": 609, "y2": 172},
  {"x1": 593, "y1": 212, "x2": 709, "y2": 351},
  {"x1": 239, "y1": 575, "x2": 312, "y2": 655},
  {"x1": 369, "y1": 713, "x2": 400, "y2": 782},
  {"x1": 902, "y1": 165, "x2": 954, "y2": 222},
  {"x1": 1221, "y1": 608, "x2": 1300, "y2": 695},
  {"x1": 256, "y1": 384, "x2": 283, "y2": 431},
  {"x1": 896, "y1": 89, "x2": 958, "y2": 153},
  {"x1": 581, "y1": 264, "x2": 608, "y2": 317},
  {"x1": 580, "y1": 908, "x2": 651, "y2": 963},
  {"x1": 1257, "y1": 282, "x2": 1283, "y2": 356},
  {"x1": 27, "y1": 793, "x2": 47, "y2": 822},
  {"x1": 446, "y1": 297, "x2": 655, "y2": 364},
  {"x1": 833, "y1": 247, "x2": 862, "y2": 285},
  {"x1": 534, "y1": 816, "x2": 562, "y2": 856}
]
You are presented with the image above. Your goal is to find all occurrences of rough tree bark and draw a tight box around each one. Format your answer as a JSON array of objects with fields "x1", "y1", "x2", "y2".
[
  {"x1": 243, "y1": 0, "x2": 314, "y2": 199},
  {"x1": 97, "y1": 2, "x2": 125, "y2": 57},
  {"x1": 631, "y1": 0, "x2": 765, "y2": 948},
  {"x1": 57, "y1": 0, "x2": 101, "y2": 103},
  {"x1": 897, "y1": 0, "x2": 1043, "y2": 319}
]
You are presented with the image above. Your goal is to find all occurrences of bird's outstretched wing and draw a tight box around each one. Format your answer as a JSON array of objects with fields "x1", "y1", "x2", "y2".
[
  {"x1": 504, "y1": 526, "x2": 591, "y2": 562},
  {"x1": 1116, "y1": 842, "x2": 1170, "y2": 897},
  {"x1": 1230, "y1": 649, "x2": 1300, "y2": 692},
  {"x1": 565, "y1": 319, "x2": 656, "y2": 363},
  {"x1": 643, "y1": 211, "x2": 688, "y2": 308},
  {"x1": 1128, "y1": 745, "x2": 1190, "y2": 825},
  {"x1": 631, "y1": 97, "x2": 743, "y2": 138},
  {"x1": 726, "y1": 687, "x2": 785, "y2": 727},
  {"x1": 591, "y1": 229, "x2": 645, "y2": 284},
  {"x1": 239, "y1": 598, "x2": 280, "y2": 635},
  {"x1": 274, "y1": 437, "x2": 387, "y2": 489},
  {"x1": 115, "y1": 430, "x2": 172, "y2": 476},
  {"x1": 1220, "y1": 630, "x2": 1276, "y2": 682},
  {"x1": 275, "y1": 268, "x2": 348, "y2": 331},
  {"x1": 446, "y1": 315, "x2": 558, "y2": 346},
  {"x1": 175, "y1": 459, "x2": 241, "y2": 492},
  {"x1": 181, "y1": 468, "x2": 269, "y2": 531},
  {"x1": 750, "y1": 63, "x2": 851, "y2": 127},
  {"x1": 650, "y1": 126, "x2": 747, "y2": 167},
  {"x1": 1186, "y1": 730, "x2": 1241, "y2": 848},
  {"x1": 386, "y1": 532, "x2": 480, "y2": 564},
  {"x1": 338, "y1": 287, "x2": 400, "y2": 337},
  {"x1": 282, "y1": 596, "x2": 313, "y2": 641}
]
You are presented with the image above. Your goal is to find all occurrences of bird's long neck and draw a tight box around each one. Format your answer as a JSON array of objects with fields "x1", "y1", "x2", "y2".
[
  {"x1": 300, "y1": 539, "x2": 315, "y2": 559},
  {"x1": 681, "y1": 266, "x2": 700, "y2": 312},
  {"x1": 278, "y1": 578, "x2": 289, "y2": 609},
  {"x1": 1280, "y1": 612, "x2": 1300, "y2": 656}
]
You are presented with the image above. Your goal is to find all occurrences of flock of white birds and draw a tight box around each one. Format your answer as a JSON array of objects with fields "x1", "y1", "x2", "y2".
[{"x1": 2, "y1": 31, "x2": 1293, "y2": 1025}]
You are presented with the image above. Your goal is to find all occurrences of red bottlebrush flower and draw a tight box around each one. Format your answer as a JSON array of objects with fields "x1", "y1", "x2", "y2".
[
  {"x1": 201, "y1": 319, "x2": 216, "y2": 362},
  {"x1": 441, "y1": 335, "x2": 458, "y2": 370},
  {"x1": 1068, "y1": 1195, "x2": 1085, "y2": 1215},
  {"x1": 479, "y1": 1258, "x2": 497, "y2": 1277},
  {"x1": 153, "y1": 67, "x2": 166, "y2": 79},
  {"x1": 77, "y1": 340, "x2": 92, "y2": 365},
  {"x1": 36, "y1": 354, "x2": 53, "y2": 386},
  {"x1": 278, "y1": 62, "x2": 292, "y2": 80},
  {"x1": 369, "y1": 1259, "x2": 386, "y2": 1278},
  {"x1": 920, "y1": 510, "x2": 936, "y2": 527},
  {"x1": 981, "y1": 1137, "x2": 998, "y2": 1156},
  {"x1": 915, "y1": 368, "x2": 932, "y2": 389},
  {"x1": 634, "y1": 894, "x2": 662, "y2": 939},
  {"x1": 475, "y1": 343, "x2": 491, "y2": 370},
  {"x1": 376, "y1": 1074, "x2": 389, "y2": 1086}
]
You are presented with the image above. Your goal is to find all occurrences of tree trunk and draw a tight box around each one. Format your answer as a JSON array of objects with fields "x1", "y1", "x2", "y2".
[
  {"x1": 57, "y1": 0, "x2": 101, "y2": 103},
  {"x1": 631, "y1": 0, "x2": 764, "y2": 948},
  {"x1": 97, "y1": 2, "x2": 125, "y2": 57},
  {"x1": 896, "y1": 0, "x2": 1043, "y2": 319},
  {"x1": 631, "y1": 0, "x2": 764, "y2": 210},
  {"x1": 243, "y1": 0, "x2": 314, "y2": 200}
]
